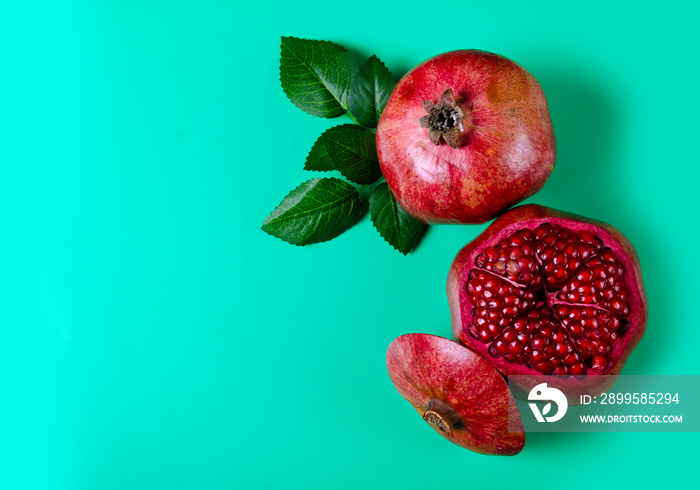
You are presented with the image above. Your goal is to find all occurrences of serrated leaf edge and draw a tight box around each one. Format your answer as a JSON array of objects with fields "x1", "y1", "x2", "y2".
[
  {"x1": 303, "y1": 133, "x2": 332, "y2": 172},
  {"x1": 366, "y1": 55, "x2": 393, "y2": 120},
  {"x1": 347, "y1": 54, "x2": 395, "y2": 127},
  {"x1": 279, "y1": 36, "x2": 350, "y2": 119},
  {"x1": 321, "y1": 124, "x2": 380, "y2": 185},
  {"x1": 262, "y1": 177, "x2": 362, "y2": 246},
  {"x1": 369, "y1": 184, "x2": 407, "y2": 255}
]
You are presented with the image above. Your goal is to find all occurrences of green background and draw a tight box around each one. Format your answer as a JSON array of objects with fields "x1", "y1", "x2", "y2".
[{"x1": 3, "y1": 0, "x2": 698, "y2": 488}]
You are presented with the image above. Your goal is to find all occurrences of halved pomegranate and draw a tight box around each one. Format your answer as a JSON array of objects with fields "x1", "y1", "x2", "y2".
[{"x1": 447, "y1": 205, "x2": 647, "y2": 395}]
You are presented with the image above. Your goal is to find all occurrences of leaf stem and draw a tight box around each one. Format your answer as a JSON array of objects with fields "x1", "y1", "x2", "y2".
[{"x1": 342, "y1": 108, "x2": 375, "y2": 132}]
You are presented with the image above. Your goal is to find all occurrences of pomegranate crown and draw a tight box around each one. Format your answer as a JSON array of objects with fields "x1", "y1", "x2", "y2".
[{"x1": 419, "y1": 88, "x2": 465, "y2": 148}]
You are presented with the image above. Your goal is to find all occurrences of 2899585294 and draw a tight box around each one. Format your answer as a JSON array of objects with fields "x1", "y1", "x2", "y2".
[{"x1": 582, "y1": 392, "x2": 680, "y2": 405}]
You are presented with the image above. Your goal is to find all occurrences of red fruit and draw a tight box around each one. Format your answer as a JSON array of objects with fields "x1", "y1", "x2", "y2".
[
  {"x1": 447, "y1": 205, "x2": 647, "y2": 396},
  {"x1": 376, "y1": 50, "x2": 555, "y2": 224},
  {"x1": 386, "y1": 333, "x2": 525, "y2": 455}
]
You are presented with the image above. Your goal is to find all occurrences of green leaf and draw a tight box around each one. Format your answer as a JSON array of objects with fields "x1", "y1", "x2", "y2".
[
  {"x1": 280, "y1": 36, "x2": 359, "y2": 118},
  {"x1": 347, "y1": 55, "x2": 395, "y2": 128},
  {"x1": 304, "y1": 134, "x2": 334, "y2": 172},
  {"x1": 317, "y1": 125, "x2": 381, "y2": 185},
  {"x1": 369, "y1": 182, "x2": 428, "y2": 255},
  {"x1": 304, "y1": 125, "x2": 382, "y2": 184},
  {"x1": 262, "y1": 178, "x2": 363, "y2": 246}
]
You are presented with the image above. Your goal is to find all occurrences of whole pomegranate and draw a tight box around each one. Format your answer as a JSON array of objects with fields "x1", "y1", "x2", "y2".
[
  {"x1": 376, "y1": 50, "x2": 556, "y2": 224},
  {"x1": 447, "y1": 205, "x2": 647, "y2": 396},
  {"x1": 386, "y1": 333, "x2": 525, "y2": 455}
]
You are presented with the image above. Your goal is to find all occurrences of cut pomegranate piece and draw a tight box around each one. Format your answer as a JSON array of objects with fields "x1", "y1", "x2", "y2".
[{"x1": 386, "y1": 333, "x2": 525, "y2": 455}]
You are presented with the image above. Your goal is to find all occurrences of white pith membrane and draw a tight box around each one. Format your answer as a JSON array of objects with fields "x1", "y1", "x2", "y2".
[{"x1": 466, "y1": 222, "x2": 630, "y2": 375}]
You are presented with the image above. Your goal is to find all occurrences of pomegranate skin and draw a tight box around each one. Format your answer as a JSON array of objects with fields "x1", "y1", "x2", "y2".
[
  {"x1": 376, "y1": 50, "x2": 556, "y2": 224},
  {"x1": 447, "y1": 205, "x2": 647, "y2": 397},
  {"x1": 387, "y1": 333, "x2": 525, "y2": 455}
]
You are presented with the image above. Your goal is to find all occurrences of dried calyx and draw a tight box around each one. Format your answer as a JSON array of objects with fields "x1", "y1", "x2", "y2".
[
  {"x1": 423, "y1": 398, "x2": 462, "y2": 432},
  {"x1": 419, "y1": 89, "x2": 466, "y2": 148}
]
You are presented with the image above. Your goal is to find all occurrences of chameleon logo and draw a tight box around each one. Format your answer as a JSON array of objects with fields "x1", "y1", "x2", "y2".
[{"x1": 528, "y1": 383, "x2": 568, "y2": 423}]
